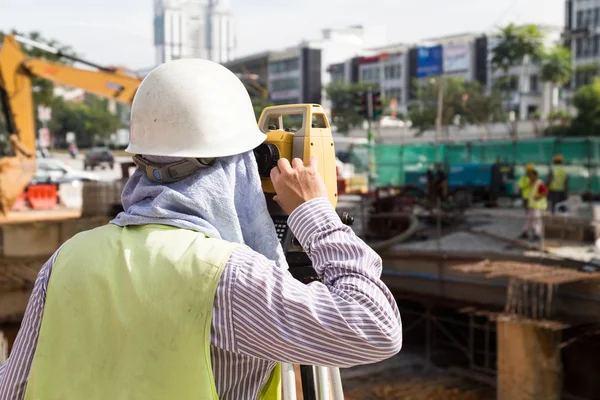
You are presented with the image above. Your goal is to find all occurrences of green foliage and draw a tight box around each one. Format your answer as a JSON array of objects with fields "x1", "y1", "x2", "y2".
[
  {"x1": 491, "y1": 23, "x2": 545, "y2": 73},
  {"x1": 547, "y1": 109, "x2": 572, "y2": 123},
  {"x1": 407, "y1": 77, "x2": 506, "y2": 133},
  {"x1": 541, "y1": 47, "x2": 573, "y2": 85},
  {"x1": 570, "y1": 78, "x2": 600, "y2": 136},
  {"x1": 575, "y1": 63, "x2": 600, "y2": 74},
  {"x1": 326, "y1": 82, "x2": 379, "y2": 134},
  {"x1": 251, "y1": 97, "x2": 274, "y2": 122},
  {"x1": 47, "y1": 96, "x2": 119, "y2": 147}
]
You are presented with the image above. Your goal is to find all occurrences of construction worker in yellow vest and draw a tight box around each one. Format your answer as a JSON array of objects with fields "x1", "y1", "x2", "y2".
[
  {"x1": 518, "y1": 163, "x2": 536, "y2": 210},
  {"x1": 0, "y1": 59, "x2": 402, "y2": 399},
  {"x1": 547, "y1": 154, "x2": 568, "y2": 214},
  {"x1": 519, "y1": 169, "x2": 548, "y2": 241}
]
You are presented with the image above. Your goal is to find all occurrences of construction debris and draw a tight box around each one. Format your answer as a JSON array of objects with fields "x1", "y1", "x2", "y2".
[{"x1": 451, "y1": 260, "x2": 600, "y2": 285}]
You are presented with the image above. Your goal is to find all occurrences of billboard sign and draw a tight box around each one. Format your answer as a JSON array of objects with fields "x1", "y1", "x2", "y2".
[
  {"x1": 444, "y1": 42, "x2": 470, "y2": 73},
  {"x1": 417, "y1": 45, "x2": 443, "y2": 78}
]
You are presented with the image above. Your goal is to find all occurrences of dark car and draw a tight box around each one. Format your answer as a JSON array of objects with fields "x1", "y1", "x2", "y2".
[{"x1": 84, "y1": 147, "x2": 115, "y2": 170}]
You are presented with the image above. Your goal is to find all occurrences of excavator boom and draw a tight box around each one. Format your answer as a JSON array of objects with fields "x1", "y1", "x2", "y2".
[{"x1": 0, "y1": 34, "x2": 143, "y2": 215}]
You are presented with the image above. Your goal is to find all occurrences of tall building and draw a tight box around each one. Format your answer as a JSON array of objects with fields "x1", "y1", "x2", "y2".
[
  {"x1": 564, "y1": 0, "x2": 600, "y2": 88},
  {"x1": 153, "y1": 0, "x2": 235, "y2": 65}
]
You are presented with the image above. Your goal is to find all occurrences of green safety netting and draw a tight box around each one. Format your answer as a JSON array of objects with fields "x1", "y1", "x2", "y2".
[{"x1": 349, "y1": 137, "x2": 600, "y2": 193}]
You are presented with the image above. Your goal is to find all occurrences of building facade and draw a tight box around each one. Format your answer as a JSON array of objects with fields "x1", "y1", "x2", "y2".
[
  {"x1": 328, "y1": 27, "x2": 561, "y2": 120},
  {"x1": 223, "y1": 46, "x2": 322, "y2": 105},
  {"x1": 565, "y1": 0, "x2": 600, "y2": 88},
  {"x1": 154, "y1": 0, "x2": 235, "y2": 65}
]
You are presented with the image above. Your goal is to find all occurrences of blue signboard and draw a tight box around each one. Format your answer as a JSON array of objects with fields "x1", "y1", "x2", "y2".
[{"x1": 417, "y1": 45, "x2": 443, "y2": 78}]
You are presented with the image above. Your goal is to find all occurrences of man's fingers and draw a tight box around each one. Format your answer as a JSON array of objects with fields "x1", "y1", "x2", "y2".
[
  {"x1": 277, "y1": 158, "x2": 293, "y2": 174},
  {"x1": 291, "y1": 158, "x2": 304, "y2": 169},
  {"x1": 306, "y1": 156, "x2": 318, "y2": 169},
  {"x1": 270, "y1": 165, "x2": 281, "y2": 181}
]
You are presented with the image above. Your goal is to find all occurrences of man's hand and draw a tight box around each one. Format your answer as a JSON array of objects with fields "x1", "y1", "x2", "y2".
[{"x1": 270, "y1": 156, "x2": 328, "y2": 215}]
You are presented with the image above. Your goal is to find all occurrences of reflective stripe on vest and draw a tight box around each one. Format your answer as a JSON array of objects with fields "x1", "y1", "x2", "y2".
[
  {"x1": 24, "y1": 224, "x2": 281, "y2": 400},
  {"x1": 528, "y1": 180, "x2": 548, "y2": 210},
  {"x1": 549, "y1": 166, "x2": 567, "y2": 192},
  {"x1": 519, "y1": 176, "x2": 531, "y2": 199}
]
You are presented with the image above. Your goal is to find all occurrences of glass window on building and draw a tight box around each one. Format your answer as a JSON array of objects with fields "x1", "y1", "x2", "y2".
[
  {"x1": 577, "y1": 10, "x2": 584, "y2": 28},
  {"x1": 270, "y1": 77, "x2": 299, "y2": 91},
  {"x1": 331, "y1": 71, "x2": 345, "y2": 83},
  {"x1": 595, "y1": 7, "x2": 600, "y2": 26},
  {"x1": 576, "y1": 38, "x2": 582, "y2": 58},
  {"x1": 384, "y1": 64, "x2": 401, "y2": 80},
  {"x1": 270, "y1": 58, "x2": 300, "y2": 74},
  {"x1": 529, "y1": 75, "x2": 539, "y2": 93},
  {"x1": 361, "y1": 67, "x2": 380, "y2": 83}
]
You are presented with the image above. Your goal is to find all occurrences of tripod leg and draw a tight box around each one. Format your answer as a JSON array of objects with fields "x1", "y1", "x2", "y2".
[
  {"x1": 329, "y1": 367, "x2": 345, "y2": 400},
  {"x1": 315, "y1": 366, "x2": 331, "y2": 400},
  {"x1": 300, "y1": 365, "x2": 317, "y2": 400},
  {"x1": 282, "y1": 363, "x2": 297, "y2": 400}
]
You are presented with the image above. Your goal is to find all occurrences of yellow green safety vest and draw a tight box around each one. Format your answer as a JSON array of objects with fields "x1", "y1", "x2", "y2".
[
  {"x1": 528, "y1": 180, "x2": 547, "y2": 210},
  {"x1": 518, "y1": 175, "x2": 531, "y2": 199},
  {"x1": 549, "y1": 166, "x2": 567, "y2": 192},
  {"x1": 24, "y1": 224, "x2": 281, "y2": 400}
]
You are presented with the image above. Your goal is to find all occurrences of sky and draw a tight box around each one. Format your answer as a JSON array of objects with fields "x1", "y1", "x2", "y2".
[{"x1": 0, "y1": 0, "x2": 565, "y2": 70}]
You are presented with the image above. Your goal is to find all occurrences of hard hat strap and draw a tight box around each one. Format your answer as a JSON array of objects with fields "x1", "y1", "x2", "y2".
[{"x1": 132, "y1": 155, "x2": 215, "y2": 183}]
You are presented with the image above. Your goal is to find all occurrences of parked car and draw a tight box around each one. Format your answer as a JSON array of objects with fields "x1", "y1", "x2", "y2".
[
  {"x1": 84, "y1": 147, "x2": 115, "y2": 170},
  {"x1": 31, "y1": 158, "x2": 100, "y2": 185}
]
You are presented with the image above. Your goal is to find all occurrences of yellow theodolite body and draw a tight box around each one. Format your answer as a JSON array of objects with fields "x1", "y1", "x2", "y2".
[{"x1": 257, "y1": 104, "x2": 338, "y2": 209}]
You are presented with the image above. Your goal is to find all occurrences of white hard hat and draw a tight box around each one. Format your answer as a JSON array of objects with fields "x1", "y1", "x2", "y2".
[{"x1": 127, "y1": 58, "x2": 266, "y2": 158}]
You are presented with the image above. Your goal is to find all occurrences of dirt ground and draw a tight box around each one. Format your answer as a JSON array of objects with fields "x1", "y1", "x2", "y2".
[{"x1": 342, "y1": 366, "x2": 496, "y2": 400}]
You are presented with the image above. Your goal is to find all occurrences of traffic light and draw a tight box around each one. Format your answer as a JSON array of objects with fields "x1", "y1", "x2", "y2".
[
  {"x1": 372, "y1": 90, "x2": 382, "y2": 120},
  {"x1": 355, "y1": 91, "x2": 368, "y2": 118}
]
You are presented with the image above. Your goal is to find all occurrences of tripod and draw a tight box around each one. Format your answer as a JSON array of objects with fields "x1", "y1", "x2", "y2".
[
  {"x1": 281, "y1": 364, "x2": 344, "y2": 400},
  {"x1": 268, "y1": 194, "x2": 353, "y2": 399}
]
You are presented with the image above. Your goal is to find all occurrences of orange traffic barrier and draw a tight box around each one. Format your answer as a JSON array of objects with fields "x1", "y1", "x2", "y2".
[
  {"x1": 10, "y1": 192, "x2": 26, "y2": 211},
  {"x1": 27, "y1": 184, "x2": 58, "y2": 210}
]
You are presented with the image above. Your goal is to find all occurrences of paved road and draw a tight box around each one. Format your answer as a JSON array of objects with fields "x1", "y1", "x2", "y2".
[{"x1": 51, "y1": 152, "x2": 133, "y2": 181}]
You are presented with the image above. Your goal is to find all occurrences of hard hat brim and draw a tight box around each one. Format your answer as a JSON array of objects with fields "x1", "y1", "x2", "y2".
[{"x1": 125, "y1": 130, "x2": 267, "y2": 159}]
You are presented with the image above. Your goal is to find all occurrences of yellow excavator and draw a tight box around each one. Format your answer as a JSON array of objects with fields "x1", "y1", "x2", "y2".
[{"x1": 0, "y1": 34, "x2": 143, "y2": 214}]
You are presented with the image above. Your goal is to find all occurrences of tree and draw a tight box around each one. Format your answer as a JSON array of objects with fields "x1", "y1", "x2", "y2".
[
  {"x1": 408, "y1": 78, "x2": 505, "y2": 137},
  {"x1": 462, "y1": 82, "x2": 507, "y2": 138},
  {"x1": 326, "y1": 82, "x2": 379, "y2": 134},
  {"x1": 491, "y1": 24, "x2": 545, "y2": 74},
  {"x1": 491, "y1": 23, "x2": 545, "y2": 125},
  {"x1": 541, "y1": 46, "x2": 573, "y2": 114},
  {"x1": 47, "y1": 96, "x2": 119, "y2": 147},
  {"x1": 570, "y1": 78, "x2": 600, "y2": 136},
  {"x1": 251, "y1": 97, "x2": 274, "y2": 122}
]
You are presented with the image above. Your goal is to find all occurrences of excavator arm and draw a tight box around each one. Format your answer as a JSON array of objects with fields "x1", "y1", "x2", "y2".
[{"x1": 0, "y1": 34, "x2": 143, "y2": 214}]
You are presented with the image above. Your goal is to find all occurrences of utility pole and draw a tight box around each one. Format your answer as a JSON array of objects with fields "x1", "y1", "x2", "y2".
[
  {"x1": 367, "y1": 87, "x2": 376, "y2": 191},
  {"x1": 436, "y1": 76, "x2": 444, "y2": 142}
]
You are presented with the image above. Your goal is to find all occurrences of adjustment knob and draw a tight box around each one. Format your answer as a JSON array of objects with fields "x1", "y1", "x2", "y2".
[{"x1": 254, "y1": 143, "x2": 280, "y2": 178}]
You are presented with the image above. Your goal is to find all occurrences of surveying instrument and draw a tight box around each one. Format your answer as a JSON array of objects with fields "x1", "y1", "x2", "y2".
[{"x1": 255, "y1": 104, "x2": 352, "y2": 399}]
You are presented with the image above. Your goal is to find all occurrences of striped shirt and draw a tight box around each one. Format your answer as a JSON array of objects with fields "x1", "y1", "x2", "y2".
[{"x1": 0, "y1": 198, "x2": 402, "y2": 399}]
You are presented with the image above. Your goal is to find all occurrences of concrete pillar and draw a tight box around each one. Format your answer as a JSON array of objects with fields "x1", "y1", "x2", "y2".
[{"x1": 497, "y1": 317, "x2": 562, "y2": 400}]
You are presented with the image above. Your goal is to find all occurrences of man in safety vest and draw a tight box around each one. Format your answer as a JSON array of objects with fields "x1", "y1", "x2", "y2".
[
  {"x1": 547, "y1": 154, "x2": 568, "y2": 214},
  {"x1": 519, "y1": 169, "x2": 548, "y2": 241},
  {"x1": 0, "y1": 60, "x2": 402, "y2": 399},
  {"x1": 518, "y1": 164, "x2": 536, "y2": 210}
]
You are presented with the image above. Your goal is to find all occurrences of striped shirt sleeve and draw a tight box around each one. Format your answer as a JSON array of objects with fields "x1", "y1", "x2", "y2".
[
  {"x1": 0, "y1": 250, "x2": 59, "y2": 399},
  {"x1": 213, "y1": 197, "x2": 402, "y2": 368}
]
